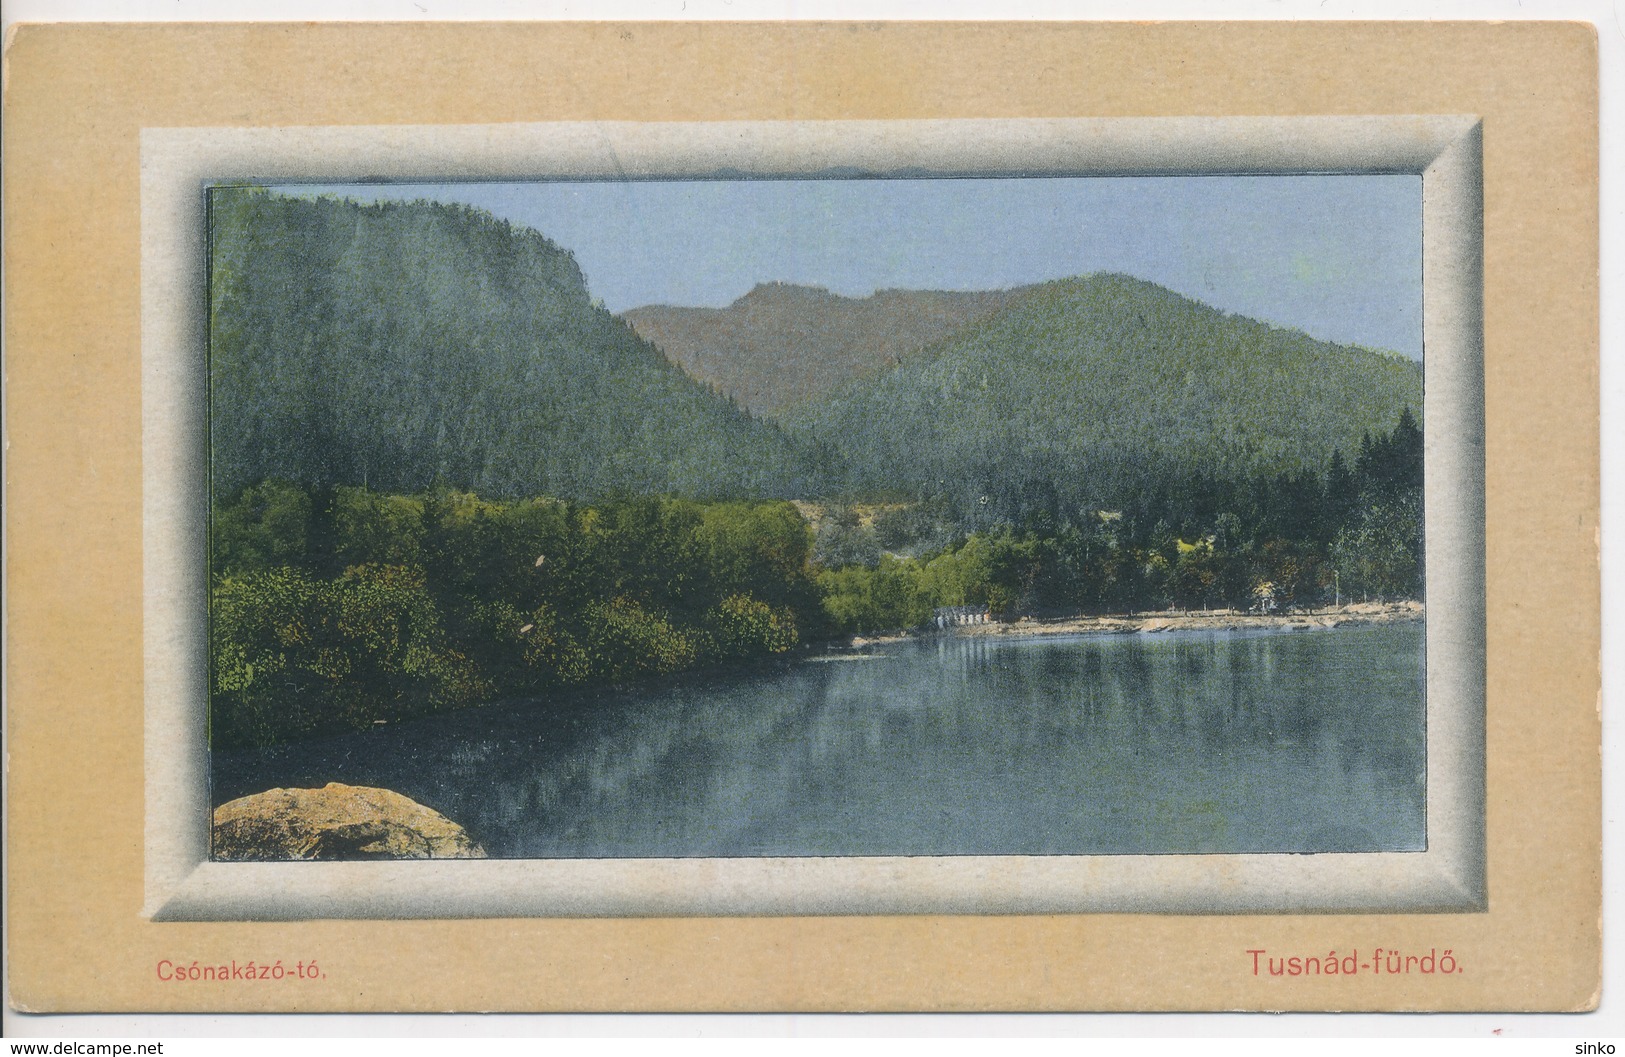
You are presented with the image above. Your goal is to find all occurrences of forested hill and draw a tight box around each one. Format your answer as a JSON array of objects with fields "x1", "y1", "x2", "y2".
[
  {"x1": 208, "y1": 189, "x2": 820, "y2": 500},
  {"x1": 623, "y1": 283, "x2": 1029, "y2": 415},
  {"x1": 783, "y1": 273, "x2": 1424, "y2": 517}
]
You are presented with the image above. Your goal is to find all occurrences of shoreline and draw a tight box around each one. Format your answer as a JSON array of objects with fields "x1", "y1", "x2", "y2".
[{"x1": 848, "y1": 600, "x2": 1423, "y2": 647}]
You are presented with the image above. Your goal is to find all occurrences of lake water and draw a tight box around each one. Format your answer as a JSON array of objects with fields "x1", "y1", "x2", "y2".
[{"x1": 211, "y1": 622, "x2": 1427, "y2": 857}]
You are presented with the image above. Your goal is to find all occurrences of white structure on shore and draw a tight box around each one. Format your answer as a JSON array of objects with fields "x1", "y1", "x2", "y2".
[{"x1": 933, "y1": 605, "x2": 989, "y2": 629}]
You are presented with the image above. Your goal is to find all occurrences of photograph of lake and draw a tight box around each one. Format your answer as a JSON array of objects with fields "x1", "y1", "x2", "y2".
[{"x1": 205, "y1": 174, "x2": 1427, "y2": 862}]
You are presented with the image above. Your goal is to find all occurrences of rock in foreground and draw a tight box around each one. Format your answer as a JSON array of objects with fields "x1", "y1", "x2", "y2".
[{"x1": 213, "y1": 783, "x2": 486, "y2": 861}]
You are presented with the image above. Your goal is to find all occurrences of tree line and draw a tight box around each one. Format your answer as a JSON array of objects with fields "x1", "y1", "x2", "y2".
[
  {"x1": 210, "y1": 411, "x2": 1420, "y2": 747},
  {"x1": 812, "y1": 410, "x2": 1423, "y2": 632},
  {"x1": 211, "y1": 487, "x2": 820, "y2": 748}
]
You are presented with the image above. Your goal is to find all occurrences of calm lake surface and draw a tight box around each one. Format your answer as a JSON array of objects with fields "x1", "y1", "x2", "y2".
[{"x1": 212, "y1": 622, "x2": 1427, "y2": 857}]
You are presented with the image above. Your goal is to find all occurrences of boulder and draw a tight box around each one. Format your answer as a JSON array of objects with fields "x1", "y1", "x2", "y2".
[{"x1": 213, "y1": 783, "x2": 486, "y2": 861}]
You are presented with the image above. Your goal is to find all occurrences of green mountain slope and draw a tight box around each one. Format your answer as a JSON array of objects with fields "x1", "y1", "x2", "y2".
[
  {"x1": 783, "y1": 273, "x2": 1423, "y2": 514},
  {"x1": 623, "y1": 283, "x2": 1029, "y2": 415},
  {"x1": 208, "y1": 189, "x2": 819, "y2": 500}
]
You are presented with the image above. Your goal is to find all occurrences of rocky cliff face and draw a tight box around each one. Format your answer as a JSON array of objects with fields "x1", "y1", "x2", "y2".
[{"x1": 212, "y1": 783, "x2": 486, "y2": 860}]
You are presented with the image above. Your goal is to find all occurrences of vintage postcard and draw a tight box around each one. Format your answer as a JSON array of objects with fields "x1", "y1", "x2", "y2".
[{"x1": 3, "y1": 21, "x2": 1599, "y2": 1013}]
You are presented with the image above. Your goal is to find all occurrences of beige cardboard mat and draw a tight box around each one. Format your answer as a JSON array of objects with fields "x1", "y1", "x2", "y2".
[{"x1": 2, "y1": 21, "x2": 1600, "y2": 1012}]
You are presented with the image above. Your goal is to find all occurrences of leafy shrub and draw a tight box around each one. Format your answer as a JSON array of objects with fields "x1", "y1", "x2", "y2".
[
  {"x1": 817, "y1": 556, "x2": 932, "y2": 634},
  {"x1": 333, "y1": 487, "x2": 427, "y2": 568},
  {"x1": 212, "y1": 478, "x2": 313, "y2": 574},
  {"x1": 580, "y1": 596, "x2": 699, "y2": 684},
  {"x1": 210, "y1": 566, "x2": 325, "y2": 747},
  {"x1": 209, "y1": 563, "x2": 487, "y2": 747},
  {"x1": 1331, "y1": 493, "x2": 1423, "y2": 600},
  {"x1": 706, "y1": 593, "x2": 799, "y2": 661}
]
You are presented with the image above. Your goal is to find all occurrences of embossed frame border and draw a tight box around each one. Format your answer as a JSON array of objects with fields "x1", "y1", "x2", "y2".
[{"x1": 140, "y1": 116, "x2": 1485, "y2": 921}]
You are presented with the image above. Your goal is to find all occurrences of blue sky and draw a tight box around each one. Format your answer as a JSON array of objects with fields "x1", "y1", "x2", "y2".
[{"x1": 280, "y1": 175, "x2": 1422, "y2": 358}]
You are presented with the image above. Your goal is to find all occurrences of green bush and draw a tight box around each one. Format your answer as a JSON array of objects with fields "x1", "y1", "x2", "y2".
[
  {"x1": 579, "y1": 596, "x2": 699, "y2": 684},
  {"x1": 210, "y1": 566, "x2": 325, "y2": 746},
  {"x1": 211, "y1": 478, "x2": 313, "y2": 574},
  {"x1": 1331, "y1": 492, "x2": 1423, "y2": 600},
  {"x1": 333, "y1": 487, "x2": 427, "y2": 568},
  {"x1": 209, "y1": 563, "x2": 487, "y2": 747},
  {"x1": 503, "y1": 600, "x2": 593, "y2": 689},
  {"x1": 817, "y1": 556, "x2": 932, "y2": 634},
  {"x1": 707, "y1": 592, "x2": 799, "y2": 661}
]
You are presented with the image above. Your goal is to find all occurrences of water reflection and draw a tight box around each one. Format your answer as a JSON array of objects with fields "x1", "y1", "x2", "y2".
[{"x1": 213, "y1": 623, "x2": 1426, "y2": 857}]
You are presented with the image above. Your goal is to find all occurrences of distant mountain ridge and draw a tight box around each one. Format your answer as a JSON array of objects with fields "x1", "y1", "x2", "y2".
[
  {"x1": 780, "y1": 272, "x2": 1423, "y2": 517},
  {"x1": 623, "y1": 282, "x2": 1030, "y2": 415},
  {"x1": 210, "y1": 191, "x2": 1422, "y2": 526}
]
